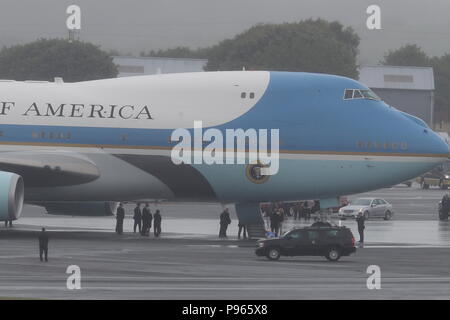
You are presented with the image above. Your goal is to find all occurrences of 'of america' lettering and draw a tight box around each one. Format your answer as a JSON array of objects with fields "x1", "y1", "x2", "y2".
[{"x1": 14, "y1": 102, "x2": 153, "y2": 120}]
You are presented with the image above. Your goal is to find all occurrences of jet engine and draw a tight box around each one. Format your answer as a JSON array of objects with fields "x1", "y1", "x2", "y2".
[
  {"x1": 39, "y1": 201, "x2": 118, "y2": 216},
  {"x1": 0, "y1": 171, "x2": 24, "y2": 221}
]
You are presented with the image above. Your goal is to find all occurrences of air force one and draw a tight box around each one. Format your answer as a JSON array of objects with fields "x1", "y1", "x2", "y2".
[{"x1": 0, "y1": 71, "x2": 448, "y2": 224}]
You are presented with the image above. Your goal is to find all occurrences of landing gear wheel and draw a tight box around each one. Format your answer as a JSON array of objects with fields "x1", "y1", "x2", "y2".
[
  {"x1": 325, "y1": 248, "x2": 341, "y2": 261},
  {"x1": 267, "y1": 248, "x2": 281, "y2": 261}
]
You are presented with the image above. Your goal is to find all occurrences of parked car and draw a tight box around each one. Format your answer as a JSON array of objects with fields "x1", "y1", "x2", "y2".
[
  {"x1": 255, "y1": 225, "x2": 356, "y2": 261},
  {"x1": 417, "y1": 163, "x2": 450, "y2": 189},
  {"x1": 338, "y1": 198, "x2": 394, "y2": 220}
]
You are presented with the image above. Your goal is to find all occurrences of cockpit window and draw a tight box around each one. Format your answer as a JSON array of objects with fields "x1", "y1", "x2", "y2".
[
  {"x1": 353, "y1": 90, "x2": 363, "y2": 99},
  {"x1": 343, "y1": 89, "x2": 381, "y2": 101},
  {"x1": 344, "y1": 89, "x2": 353, "y2": 99},
  {"x1": 360, "y1": 89, "x2": 381, "y2": 100}
]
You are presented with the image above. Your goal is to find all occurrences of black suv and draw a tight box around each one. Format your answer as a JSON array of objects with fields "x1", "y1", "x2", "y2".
[{"x1": 255, "y1": 225, "x2": 356, "y2": 261}]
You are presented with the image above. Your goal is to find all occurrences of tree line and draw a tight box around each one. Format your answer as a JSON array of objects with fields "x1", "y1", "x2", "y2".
[{"x1": 0, "y1": 19, "x2": 449, "y2": 116}]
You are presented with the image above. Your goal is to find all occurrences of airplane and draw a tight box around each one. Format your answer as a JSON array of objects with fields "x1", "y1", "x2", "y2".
[{"x1": 0, "y1": 71, "x2": 448, "y2": 228}]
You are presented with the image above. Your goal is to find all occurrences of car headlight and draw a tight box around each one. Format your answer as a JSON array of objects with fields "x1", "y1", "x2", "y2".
[
  {"x1": 258, "y1": 242, "x2": 265, "y2": 248},
  {"x1": 445, "y1": 175, "x2": 450, "y2": 179}
]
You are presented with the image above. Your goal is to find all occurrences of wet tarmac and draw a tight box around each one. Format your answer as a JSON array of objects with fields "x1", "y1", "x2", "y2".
[{"x1": 0, "y1": 184, "x2": 450, "y2": 299}]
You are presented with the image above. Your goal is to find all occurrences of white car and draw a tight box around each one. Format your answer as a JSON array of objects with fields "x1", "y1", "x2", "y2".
[{"x1": 338, "y1": 198, "x2": 394, "y2": 220}]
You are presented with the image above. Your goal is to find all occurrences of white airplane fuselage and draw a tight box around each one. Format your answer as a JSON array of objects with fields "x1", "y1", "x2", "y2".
[{"x1": 0, "y1": 71, "x2": 447, "y2": 207}]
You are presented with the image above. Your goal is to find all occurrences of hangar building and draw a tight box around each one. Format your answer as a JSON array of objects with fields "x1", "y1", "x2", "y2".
[
  {"x1": 113, "y1": 56, "x2": 208, "y2": 78},
  {"x1": 359, "y1": 65, "x2": 435, "y2": 126}
]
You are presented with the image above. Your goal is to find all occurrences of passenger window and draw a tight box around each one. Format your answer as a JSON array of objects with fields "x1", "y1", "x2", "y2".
[
  {"x1": 241, "y1": 92, "x2": 246, "y2": 99},
  {"x1": 324, "y1": 230, "x2": 339, "y2": 238},
  {"x1": 249, "y1": 92, "x2": 255, "y2": 99},
  {"x1": 288, "y1": 231, "x2": 304, "y2": 239},
  {"x1": 308, "y1": 231, "x2": 320, "y2": 241}
]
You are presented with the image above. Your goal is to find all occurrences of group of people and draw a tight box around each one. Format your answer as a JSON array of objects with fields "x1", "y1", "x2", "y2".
[
  {"x1": 291, "y1": 201, "x2": 313, "y2": 221},
  {"x1": 219, "y1": 208, "x2": 248, "y2": 239},
  {"x1": 115, "y1": 203, "x2": 162, "y2": 237}
]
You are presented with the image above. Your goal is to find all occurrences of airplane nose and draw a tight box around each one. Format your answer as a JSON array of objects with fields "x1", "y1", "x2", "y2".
[
  {"x1": 426, "y1": 129, "x2": 450, "y2": 157},
  {"x1": 398, "y1": 111, "x2": 449, "y2": 157}
]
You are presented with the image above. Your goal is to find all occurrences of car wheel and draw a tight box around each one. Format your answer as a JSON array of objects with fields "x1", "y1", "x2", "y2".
[
  {"x1": 384, "y1": 210, "x2": 392, "y2": 220},
  {"x1": 364, "y1": 211, "x2": 370, "y2": 220},
  {"x1": 325, "y1": 247, "x2": 341, "y2": 262},
  {"x1": 267, "y1": 248, "x2": 281, "y2": 261}
]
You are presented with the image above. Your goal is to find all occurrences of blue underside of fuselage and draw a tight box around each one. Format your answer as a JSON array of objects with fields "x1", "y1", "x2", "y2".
[{"x1": 192, "y1": 158, "x2": 440, "y2": 202}]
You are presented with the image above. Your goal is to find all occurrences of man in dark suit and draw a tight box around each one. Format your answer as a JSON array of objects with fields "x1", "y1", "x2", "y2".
[
  {"x1": 356, "y1": 212, "x2": 366, "y2": 244},
  {"x1": 219, "y1": 208, "x2": 231, "y2": 238},
  {"x1": 115, "y1": 203, "x2": 125, "y2": 235},
  {"x1": 153, "y1": 210, "x2": 162, "y2": 237},
  {"x1": 142, "y1": 203, "x2": 152, "y2": 236},
  {"x1": 133, "y1": 203, "x2": 142, "y2": 233},
  {"x1": 38, "y1": 228, "x2": 49, "y2": 262}
]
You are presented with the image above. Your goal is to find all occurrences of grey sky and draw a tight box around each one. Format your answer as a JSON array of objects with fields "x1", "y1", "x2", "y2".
[{"x1": 1, "y1": 0, "x2": 450, "y2": 64}]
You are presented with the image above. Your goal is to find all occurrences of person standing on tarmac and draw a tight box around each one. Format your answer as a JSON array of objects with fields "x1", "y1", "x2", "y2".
[
  {"x1": 4, "y1": 219, "x2": 12, "y2": 228},
  {"x1": 141, "y1": 203, "x2": 151, "y2": 236},
  {"x1": 356, "y1": 211, "x2": 366, "y2": 245},
  {"x1": 441, "y1": 194, "x2": 450, "y2": 219},
  {"x1": 153, "y1": 210, "x2": 162, "y2": 237},
  {"x1": 219, "y1": 208, "x2": 231, "y2": 238},
  {"x1": 133, "y1": 203, "x2": 142, "y2": 234},
  {"x1": 38, "y1": 228, "x2": 49, "y2": 262},
  {"x1": 238, "y1": 221, "x2": 247, "y2": 239},
  {"x1": 270, "y1": 210, "x2": 280, "y2": 236},
  {"x1": 277, "y1": 208, "x2": 285, "y2": 235},
  {"x1": 115, "y1": 203, "x2": 125, "y2": 235}
]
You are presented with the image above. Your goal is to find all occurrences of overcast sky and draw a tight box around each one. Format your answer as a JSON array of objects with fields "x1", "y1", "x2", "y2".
[{"x1": 1, "y1": 0, "x2": 450, "y2": 64}]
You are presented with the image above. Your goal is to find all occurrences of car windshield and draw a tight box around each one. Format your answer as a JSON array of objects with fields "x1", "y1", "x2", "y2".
[{"x1": 351, "y1": 199, "x2": 372, "y2": 206}]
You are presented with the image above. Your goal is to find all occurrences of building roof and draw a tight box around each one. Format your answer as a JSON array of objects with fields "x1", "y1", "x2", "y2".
[
  {"x1": 359, "y1": 65, "x2": 435, "y2": 91},
  {"x1": 113, "y1": 56, "x2": 208, "y2": 77}
]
